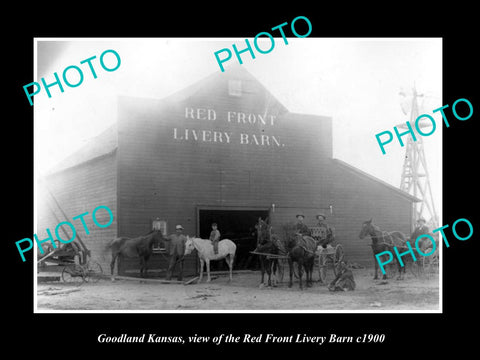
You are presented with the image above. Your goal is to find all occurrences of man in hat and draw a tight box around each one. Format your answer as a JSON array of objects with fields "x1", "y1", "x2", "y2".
[
  {"x1": 328, "y1": 261, "x2": 356, "y2": 292},
  {"x1": 316, "y1": 213, "x2": 333, "y2": 248},
  {"x1": 166, "y1": 225, "x2": 186, "y2": 281},
  {"x1": 209, "y1": 223, "x2": 221, "y2": 255},
  {"x1": 295, "y1": 214, "x2": 312, "y2": 237},
  {"x1": 410, "y1": 217, "x2": 431, "y2": 251}
]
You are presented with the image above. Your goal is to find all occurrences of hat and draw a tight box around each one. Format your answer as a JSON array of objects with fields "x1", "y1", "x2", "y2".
[
  {"x1": 296, "y1": 214, "x2": 305, "y2": 219},
  {"x1": 316, "y1": 213, "x2": 326, "y2": 220},
  {"x1": 211, "y1": 222, "x2": 218, "y2": 227},
  {"x1": 175, "y1": 225, "x2": 184, "y2": 230},
  {"x1": 417, "y1": 217, "x2": 426, "y2": 223}
]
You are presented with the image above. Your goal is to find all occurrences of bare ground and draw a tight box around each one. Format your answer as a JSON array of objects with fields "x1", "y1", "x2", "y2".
[{"x1": 36, "y1": 268, "x2": 440, "y2": 311}]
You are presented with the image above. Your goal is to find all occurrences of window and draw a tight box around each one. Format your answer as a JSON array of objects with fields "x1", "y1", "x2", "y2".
[
  {"x1": 228, "y1": 79, "x2": 242, "y2": 96},
  {"x1": 152, "y1": 218, "x2": 167, "y2": 250}
]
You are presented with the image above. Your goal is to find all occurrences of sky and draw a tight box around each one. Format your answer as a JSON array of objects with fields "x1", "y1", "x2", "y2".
[{"x1": 34, "y1": 38, "x2": 442, "y2": 222}]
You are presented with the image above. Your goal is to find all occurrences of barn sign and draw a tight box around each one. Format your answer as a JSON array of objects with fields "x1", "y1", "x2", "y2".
[{"x1": 173, "y1": 107, "x2": 284, "y2": 147}]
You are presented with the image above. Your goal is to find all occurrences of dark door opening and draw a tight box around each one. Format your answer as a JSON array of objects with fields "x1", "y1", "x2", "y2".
[{"x1": 198, "y1": 209, "x2": 269, "y2": 270}]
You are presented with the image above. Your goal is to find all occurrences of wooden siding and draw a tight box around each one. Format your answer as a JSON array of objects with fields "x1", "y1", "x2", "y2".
[{"x1": 37, "y1": 152, "x2": 117, "y2": 274}]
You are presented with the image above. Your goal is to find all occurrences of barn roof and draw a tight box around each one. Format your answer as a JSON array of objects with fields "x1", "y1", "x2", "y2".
[
  {"x1": 331, "y1": 158, "x2": 420, "y2": 202},
  {"x1": 47, "y1": 123, "x2": 118, "y2": 174}
]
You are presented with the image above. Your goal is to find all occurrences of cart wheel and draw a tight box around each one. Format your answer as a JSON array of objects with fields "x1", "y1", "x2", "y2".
[
  {"x1": 62, "y1": 264, "x2": 86, "y2": 285},
  {"x1": 332, "y1": 245, "x2": 344, "y2": 276},
  {"x1": 85, "y1": 261, "x2": 103, "y2": 283}
]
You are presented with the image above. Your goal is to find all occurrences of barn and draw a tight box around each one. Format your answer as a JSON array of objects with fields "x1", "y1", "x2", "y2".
[{"x1": 36, "y1": 66, "x2": 418, "y2": 278}]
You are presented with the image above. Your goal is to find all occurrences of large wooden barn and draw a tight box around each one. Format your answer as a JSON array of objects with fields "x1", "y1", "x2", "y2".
[{"x1": 36, "y1": 66, "x2": 418, "y2": 278}]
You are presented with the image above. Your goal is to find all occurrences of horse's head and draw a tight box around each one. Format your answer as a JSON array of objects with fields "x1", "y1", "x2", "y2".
[
  {"x1": 359, "y1": 218, "x2": 374, "y2": 239},
  {"x1": 184, "y1": 236, "x2": 195, "y2": 255},
  {"x1": 257, "y1": 219, "x2": 271, "y2": 245}
]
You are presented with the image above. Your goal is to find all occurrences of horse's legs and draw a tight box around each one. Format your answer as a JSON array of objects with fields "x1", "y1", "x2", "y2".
[
  {"x1": 227, "y1": 254, "x2": 233, "y2": 282},
  {"x1": 139, "y1": 257, "x2": 145, "y2": 278},
  {"x1": 206, "y1": 259, "x2": 211, "y2": 282},
  {"x1": 271, "y1": 260, "x2": 277, "y2": 287},
  {"x1": 298, "y1": 261, "x2": 304, "y2": 290},
  {"x1": 110, "y1": 253, "x2": 118, "y2": 281},
  {"x1": 259, "y1": 257, "x2": 266, "y2": 286},
  {"x1": 373, "y1": 254, "x2": 379, "y2": 280},
  {"x1": 198, "y1": 258, "x2": 204, "y2": 282},
  {"x1": 288, "y1": 258, "x2": 294, "y2": 288},
  {"x1": 266, "y1": 259, "x2": 272, "y2": 286},
  {"x1": 306, "y1": 259, "x2": 313, "y2": 287}
]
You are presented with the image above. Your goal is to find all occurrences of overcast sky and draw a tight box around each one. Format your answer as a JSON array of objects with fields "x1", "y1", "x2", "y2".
[{"x1": 34, "y1": 38, "x2": 442, "y2": 221}]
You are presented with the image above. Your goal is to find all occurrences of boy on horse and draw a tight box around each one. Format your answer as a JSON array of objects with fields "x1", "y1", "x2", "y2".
[{"x1": 209, "y1": 222, "x2": 221, "y2": 255}]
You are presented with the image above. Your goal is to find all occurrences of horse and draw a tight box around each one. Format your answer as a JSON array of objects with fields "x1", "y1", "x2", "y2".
[
  {"x1": 358, "y1": 219, "x2": 409, "y2": 280},
  {"x1": 184, "y1": 236, "x2": 236, "y2": 283},
  {"x1": 255, "y1": 218, "x2": 280, "y2": 287},
  {"x1": 283, "y1": 225, "x2": 316, "y2": 290},
  {"x1": 105, "y1": 229, "x2": 164, "y2": 281}
]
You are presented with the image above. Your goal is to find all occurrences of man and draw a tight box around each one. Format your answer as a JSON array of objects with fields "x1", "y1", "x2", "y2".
[
  {"x1": 410, "y1": 217, "x2": 431, "y2": 251},
  {"x1": 209, "y1": 222, "x2": 221, "y2": 255},
  {"x1": 166, "y1": 225, "x2": 186, "y2": 281},
  {"x1": 328, "y1": 261, "x2": 356, "y2": 292},
  {"x1": 316, "y1": 213, "x2": 333, "y2": 248},
  {"x1": 295, "y1": 214, "x2": 312, "y2": 237}
]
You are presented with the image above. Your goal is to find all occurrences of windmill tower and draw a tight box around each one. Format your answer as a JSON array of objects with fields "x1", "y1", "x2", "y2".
[{"x1": 398, "y1": 86, "x2": 438, "y2": 231}]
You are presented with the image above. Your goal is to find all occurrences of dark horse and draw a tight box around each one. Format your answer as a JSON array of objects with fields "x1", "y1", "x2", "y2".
[
  {"x1": 105, "y1": 229, "x2": 164, "y2": 281},
  {"x1": 358, "y1": 219, "x2": 409, "y2": 280},
  {"x1": 284, "y1": 225, "x2": 316, "y2": 290},
  {"x1": 254, "y1": 218, "x2": 279, "y2": 287}
]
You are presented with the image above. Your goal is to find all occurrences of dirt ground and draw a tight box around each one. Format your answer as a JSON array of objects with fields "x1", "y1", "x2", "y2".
[{"x1": 36, "y1": 268, "x2": 440, "y2": 311}]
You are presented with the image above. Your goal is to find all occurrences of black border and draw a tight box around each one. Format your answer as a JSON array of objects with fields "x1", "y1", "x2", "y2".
[{"x1": 6, "y1": 5, "x2": 479, "y2": 355}]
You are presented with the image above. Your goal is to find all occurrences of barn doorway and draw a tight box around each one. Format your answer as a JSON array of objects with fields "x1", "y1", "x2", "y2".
[{"x1": 198, "y1": 208, "x2": 269, "y2": 270}]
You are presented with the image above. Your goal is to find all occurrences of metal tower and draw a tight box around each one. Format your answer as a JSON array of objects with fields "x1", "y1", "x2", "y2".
[{"x1": 398, "y1": 87, "x2": 438, "y2": 231}]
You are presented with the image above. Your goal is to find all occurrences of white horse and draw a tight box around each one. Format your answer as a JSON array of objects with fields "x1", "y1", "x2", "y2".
[{"x1": 184, "y1": 236, "x2": 236, "y2": 283}]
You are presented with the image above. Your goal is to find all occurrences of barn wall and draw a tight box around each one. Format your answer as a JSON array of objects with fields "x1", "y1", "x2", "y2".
[
  {"x1": 327, "y1": 162, "x2": 413, "y2": 266},
  {"x1": 116, "y1": 76, "x2": 332, "y2": 242},
  {"x1": 37, "y1": 152, "x2": 117, "y2": 274}
]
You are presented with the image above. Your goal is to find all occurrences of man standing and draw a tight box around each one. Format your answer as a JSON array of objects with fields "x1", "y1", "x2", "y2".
[
  {"x1": 210, "y1": 222, "x2": 221, "y2": 255},
  {"x1": 166, "y1": 225, "x2": 186, "y2": 281},
  {"x1": 295, "y1": 214, "x2": 311, "y2": 237}
]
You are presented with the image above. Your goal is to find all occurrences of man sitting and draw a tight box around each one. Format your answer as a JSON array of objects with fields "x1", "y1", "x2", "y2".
[
  {"x1": 328, "y1": 261, "x2": 356, "y2": 292},
  {"x1": 295, "y1": 214, "x2": 312, "y2": 237}
]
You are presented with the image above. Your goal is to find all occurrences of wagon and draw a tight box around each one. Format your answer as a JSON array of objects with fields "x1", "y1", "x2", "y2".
[
  {"x1": 37, "y1": 239, "x2": 103, "y2": 285},
  {"x1": 310, "y1": 226, "x2": 345, "y2": 284},
  {"x1": 250, "y1": 221, "x2": 347, "y2": 285}
]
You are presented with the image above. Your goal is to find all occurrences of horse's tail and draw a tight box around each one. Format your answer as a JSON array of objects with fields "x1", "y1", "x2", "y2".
[{"x1": 102, "y1": 237, "x2": 122, "y2": 255}]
